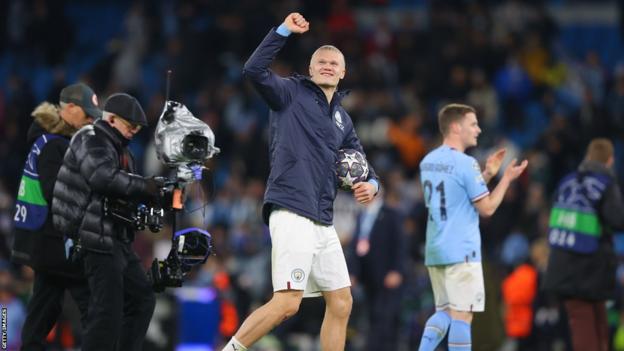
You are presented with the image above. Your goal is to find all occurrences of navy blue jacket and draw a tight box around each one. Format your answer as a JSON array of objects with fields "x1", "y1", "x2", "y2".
[{"x1": 243, "y1": 29, "x2": 377, "y2": 225}]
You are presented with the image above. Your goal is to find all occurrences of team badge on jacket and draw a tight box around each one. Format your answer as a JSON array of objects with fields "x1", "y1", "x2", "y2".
[{"x1": 334, "y1": 110, "x2": 344, "y2": 131}]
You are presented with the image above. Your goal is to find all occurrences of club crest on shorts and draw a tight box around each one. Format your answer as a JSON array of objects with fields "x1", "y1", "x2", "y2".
[
  {"x1": 291, "y1": 268, "x2": 305, "y2": 282},
  {"x1": 334, "y1": 110, "x2": 344, "y2": 131}
]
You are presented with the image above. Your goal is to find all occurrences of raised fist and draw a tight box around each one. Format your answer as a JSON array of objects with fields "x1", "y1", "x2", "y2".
[{"x1": 283, "y1": 12, "x2": 309, "y2": 34}]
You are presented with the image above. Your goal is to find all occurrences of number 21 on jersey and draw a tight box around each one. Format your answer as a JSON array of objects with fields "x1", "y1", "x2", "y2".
[{"x1": 423, "y1": 180, "x2": 447, "y2": 221}]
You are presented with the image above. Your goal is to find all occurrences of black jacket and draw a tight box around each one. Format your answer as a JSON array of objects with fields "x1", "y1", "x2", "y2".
[
  {"x1": 243, "y1": 28, "x2": 378, "y2": 225},
  {"x1": 11, "y1": 102, "x2": 82, "y2": 278},
  {"x1": 52, "y1": 120, "x2": 153, "y2": 253},
  {"x1": 348, "y1": 202, "x2": 406, "y2": 291},
  {"x1": 543, "y1": 160, "x2": 624, "y2": 301}
]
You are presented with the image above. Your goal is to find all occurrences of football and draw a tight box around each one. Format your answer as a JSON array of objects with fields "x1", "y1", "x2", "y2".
[{"x1": 336, "y1": 149, "x2": 369, "y2": 191}]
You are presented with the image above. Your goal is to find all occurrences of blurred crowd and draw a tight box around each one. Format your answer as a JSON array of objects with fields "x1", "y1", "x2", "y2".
[{"x1": 2, "y1": 0, "x2": 624, "y2": 350}]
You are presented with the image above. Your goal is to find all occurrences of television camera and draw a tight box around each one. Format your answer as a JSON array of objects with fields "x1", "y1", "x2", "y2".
[
  {"x1": 145, "y1": 97, "x2": 220, "y2": 292},
  {"x1": 105, "y1": 70, "x2": 220, "y2": 291}
]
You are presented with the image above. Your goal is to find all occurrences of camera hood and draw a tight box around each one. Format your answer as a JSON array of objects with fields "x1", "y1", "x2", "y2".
[{"x1": 155, "y1": 100, "x2": 220, "y2": 168}]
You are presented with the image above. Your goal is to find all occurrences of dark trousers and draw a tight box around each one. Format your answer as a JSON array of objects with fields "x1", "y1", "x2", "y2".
[
  {"x1": 81, "y1": 240, "x2": 155, "y2": 351},
  {"x1": 564, "y1": 299, "x2": 608, "y2": 351},
  {"x1": 364, "y1": 287, "x2": 402, "y2": 351},
  {"x1": 20, "y1": 271, "x2": 90, "y2": 351}
]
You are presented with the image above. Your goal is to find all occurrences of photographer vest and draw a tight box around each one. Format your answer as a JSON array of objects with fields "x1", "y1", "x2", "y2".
[
  {"x1": 14, "y1": 134, "x2": 65, "y2": 231},
  {"x1": 548, "y1": 171, "x2": 610, "y2": 254}
]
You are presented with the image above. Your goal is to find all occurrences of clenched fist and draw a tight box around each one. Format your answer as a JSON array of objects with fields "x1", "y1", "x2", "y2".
[{"x1": 283, "y1": 12, "x2": 309, "y2": 34}]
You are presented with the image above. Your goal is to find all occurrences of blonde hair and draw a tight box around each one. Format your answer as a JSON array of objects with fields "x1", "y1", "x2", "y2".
[
  {"x1": 310, "y1": 45, "x2": 345, "y2": 67},
  {"x1": 314, "y1": 45, "x2": 342, "y2": 54}
]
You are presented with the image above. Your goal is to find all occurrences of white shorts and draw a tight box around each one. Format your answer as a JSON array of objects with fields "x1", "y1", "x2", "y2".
[
  {"x1": 427, "y1": 262, "x2": 485, "y2": 312},
  {"x1": 269, "y1": 208, "x2": 351, "y2": 297}
]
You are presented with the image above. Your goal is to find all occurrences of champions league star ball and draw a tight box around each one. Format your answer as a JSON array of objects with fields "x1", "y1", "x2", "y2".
[{"x1": 336, "y1": 149, "x2": 369, "y2": 191}]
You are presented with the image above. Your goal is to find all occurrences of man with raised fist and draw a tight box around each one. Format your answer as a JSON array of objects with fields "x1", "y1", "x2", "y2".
[{"x1": 222, "y1": 12, "x2": 379, "y2": 351}]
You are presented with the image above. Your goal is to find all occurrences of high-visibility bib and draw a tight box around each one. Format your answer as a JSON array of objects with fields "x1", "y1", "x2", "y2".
[{"x1": 14, "y1": 134, "x2": 65, "y2": 231}]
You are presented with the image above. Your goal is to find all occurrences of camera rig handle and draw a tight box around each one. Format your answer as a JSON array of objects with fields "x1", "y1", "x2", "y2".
[
  {"x1": 148, "y1": 222, "x2": 213, "y2": 292},
  {"x1": 148, "y1": 175, "x2": 214, "y2": 292}
]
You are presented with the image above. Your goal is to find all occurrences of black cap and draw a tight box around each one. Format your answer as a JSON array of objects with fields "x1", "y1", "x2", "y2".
[
  {"x1": 103, "y1": 93, "x2": 148, "y2": 126},
  {"x1": 60, "y1": 83, "x2": 103, "y2": 119}
]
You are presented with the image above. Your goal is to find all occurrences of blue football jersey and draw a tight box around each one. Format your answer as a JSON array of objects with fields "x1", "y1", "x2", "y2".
[{"x1": 419, "y1": 145, "x2": 489, "y2": 266}]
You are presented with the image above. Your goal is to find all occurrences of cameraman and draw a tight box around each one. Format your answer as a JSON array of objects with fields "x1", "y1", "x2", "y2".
[
  {"x1": 52, "y1": 93, "x2": 161, "y2": 351},
  {"x1": 12, "y1": 83, "x2": 99, "y2": 350}
]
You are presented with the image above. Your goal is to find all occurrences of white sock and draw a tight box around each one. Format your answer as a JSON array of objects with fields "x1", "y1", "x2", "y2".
[{"x1": 222, "y1": 336, "x2": 248, "y2": 351}]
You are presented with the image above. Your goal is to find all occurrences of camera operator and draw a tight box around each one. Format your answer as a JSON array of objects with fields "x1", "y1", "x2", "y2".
[
  {"x1": 52, "y1": 93, "x2": 162, "y2": 351},
  {"x1": 12, "y1": 83, "x2": 99, "y2": 350}
]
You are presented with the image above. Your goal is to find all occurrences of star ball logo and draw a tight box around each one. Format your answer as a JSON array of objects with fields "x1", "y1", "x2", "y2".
[{"x1": 291, "y1": 268, "x2": 305, "y2": 282}]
